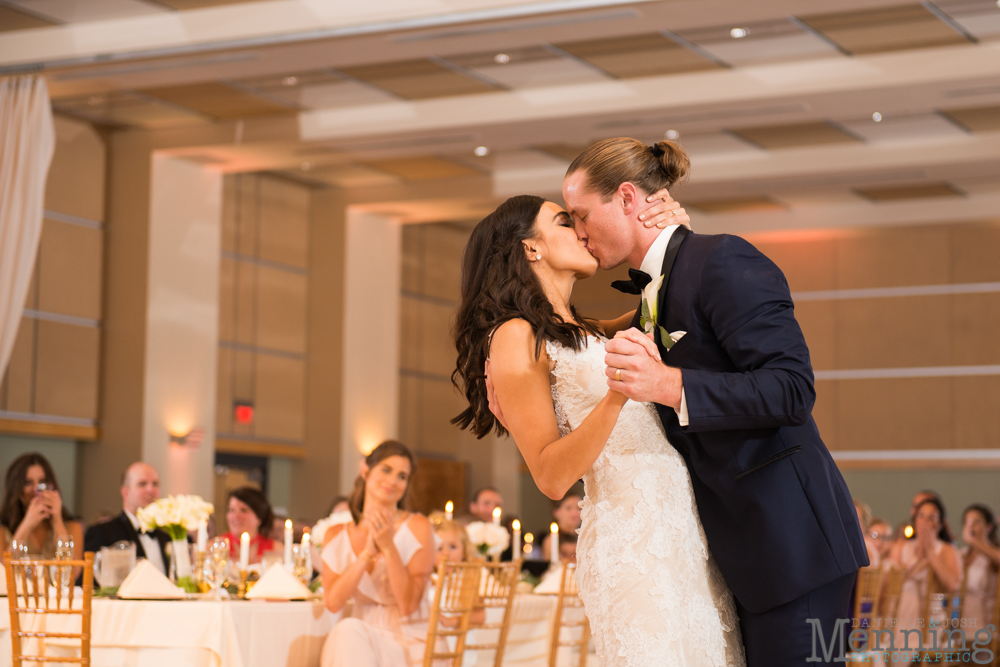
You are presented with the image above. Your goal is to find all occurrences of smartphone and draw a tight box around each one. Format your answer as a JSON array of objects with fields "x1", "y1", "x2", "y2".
[{"x1": 35, "y1": 482, "x2": 50, "y2": 494}]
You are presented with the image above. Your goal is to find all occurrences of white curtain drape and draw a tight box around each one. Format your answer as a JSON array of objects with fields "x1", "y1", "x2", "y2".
[{"x1": 0, "y1": 75, "x2": 55, "y2": 380}]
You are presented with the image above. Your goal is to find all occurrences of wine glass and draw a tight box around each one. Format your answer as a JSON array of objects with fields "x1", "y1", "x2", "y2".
[
  {"x1": 50, "y1": 535, "x2": 74, "y2": 597},
  {"x1": 203, "y1": 537, "x2": 229, "y2": 599}
]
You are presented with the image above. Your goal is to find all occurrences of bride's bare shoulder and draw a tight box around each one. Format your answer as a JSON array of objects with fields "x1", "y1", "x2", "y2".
[{"x1": 490, "y1": 319, "x2": 547, "y2": 367}]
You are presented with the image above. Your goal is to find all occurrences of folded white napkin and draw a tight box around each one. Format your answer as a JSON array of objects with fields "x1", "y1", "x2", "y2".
[
  {"x1": 245, "y1": 563, "x2": 311, "y2": 600},
  {"x1": 117, "y1": 559, "x2": 185, "y2": 599}
]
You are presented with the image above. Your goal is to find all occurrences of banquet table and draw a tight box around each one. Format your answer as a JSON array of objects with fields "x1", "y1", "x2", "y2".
[{"x1": 0, "y1": 597, "x2": 340, "y2": 667}]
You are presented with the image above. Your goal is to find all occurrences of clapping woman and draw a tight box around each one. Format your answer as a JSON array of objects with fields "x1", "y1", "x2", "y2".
[
  {"x1": 320, "y1": 441, "x2": 436, "y2": 667},
  {"x1": 959, "y1": 504, "x2": 1000, "y2": 634}
]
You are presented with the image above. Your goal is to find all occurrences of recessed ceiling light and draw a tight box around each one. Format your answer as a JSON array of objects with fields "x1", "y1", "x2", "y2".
[
  {"x1": 282, "y1": 76, "x2": 299, "y2": 87},
  {"x1": 300, "y1": 162, "x2": 312, "y2": 171},
  {"x1": 730, "y1": 28, "x2": 747, "y2": 39},
  {"x1": 474, "y1": 146, "x2": 490, "y2": 156},
  {"x1": 872, "y1": 112, "x2": 883, "y2": 122},
  {"x1": 494, "y1": 53, "x2": 510, "y2": 64},
  {"x1": 665, "y1": 129, "x2": 680, "y2": 141}
]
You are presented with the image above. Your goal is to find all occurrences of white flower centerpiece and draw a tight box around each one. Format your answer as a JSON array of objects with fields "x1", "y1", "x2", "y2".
[
  {"x1": 137, "y1": 495, "x2": 213, "y2": 592},
  {"x1": 465, "y1": 522, "x2": 510, "y2": 560}
]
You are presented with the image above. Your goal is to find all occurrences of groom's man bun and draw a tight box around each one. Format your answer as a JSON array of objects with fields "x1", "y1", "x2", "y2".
[{"x1": 567, "y1": 137, "x2": 690, "y2": 201}]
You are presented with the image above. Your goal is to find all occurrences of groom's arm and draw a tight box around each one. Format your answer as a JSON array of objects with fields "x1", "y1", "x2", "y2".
[{"x1": 680, "y1": 235, "x2": 816, "y2": 432}]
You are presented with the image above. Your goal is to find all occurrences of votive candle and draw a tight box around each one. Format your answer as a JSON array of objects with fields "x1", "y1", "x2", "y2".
[
  {"x1": 284, "y1": 519, "x2": 294, "y2": 570},
  {"x1": 196, "y1": 521, "x2": 207, "y2": 554},
  {"x1": 512, "y1": 519, "x2": 521, "y2": 558},
  {"x1": 301, "y1": 530, "x2": 312, "y2": 575},
  {"x1": 445, "y1": 501, "x2": 453, "y2": 521},
  {"x1": 550, "y1": 522, "x2": 559, "y2": 565},
  {"x1": 492, "y1": 507, "x2": 502, "y2": 525},
  {"x1": 240, "y1": 532, "x2": 250, "y2": 571}
]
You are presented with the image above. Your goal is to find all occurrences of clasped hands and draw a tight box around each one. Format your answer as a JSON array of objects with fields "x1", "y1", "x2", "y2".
[
  {"x1": 358, "y1": 507, "x2": 397, "y2": 565},
  {"x1": 604, "y1": 328, "x2": 684, "y2": 410}
]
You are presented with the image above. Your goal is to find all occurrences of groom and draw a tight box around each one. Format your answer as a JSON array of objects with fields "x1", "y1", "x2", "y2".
[{"x1": 562, "y1": 144, "x2": 868, "y2": 665}]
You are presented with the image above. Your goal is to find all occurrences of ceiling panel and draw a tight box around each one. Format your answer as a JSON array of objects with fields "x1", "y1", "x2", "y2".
[
  {"x1": 337, "y1": 59, "x2": 500, "y2": 100},
  {"x1": 678, "y1": 132, "x2": 764, "y2": 158},
  {"x1": 730, "y1": 121, "x2": 860, "y2": 149},
  {"x1": 235, "y1": 70, "x2": 397, "y2": 109},
  {"x1": 678, "y1": 19, "x2": 840, "y2": 65},
  {"x1": 942, "y1": 105, "x2": 1000, "y2": 132},
  {"x1": 553, "y1": 33, "x2": 723, "y2": 79},
  {"x1": 151, "y1": 0, "x2": 272, "y2": 8},
  {"x1": 4, "y1": 0, "x2": 164, "y2": 23},
  {"x1": 854, "y1": 182, "x2": 964, "y2": 201},
  {"x1": 839, "y1": 113, "x2": 969, "y2": 143},
  {"x1": 139, "y1": 82, "x2": 297, "y2": 119},
  {"x1": 936, "y1": 0, "x2": 1000, "y2": 39},
  {"x1": 444, "y1": 46, "x2": 610, "y2": 89},
  {"x1": 0, "y1": 5, "x2": 57, "y2": 31},
  {"x1": 798, "y1": 5, "x2": 972, "y2": 55},
  {"x1": 295, "y1": 164, "x2": 402, "y2": 189},
  {"x1": 534, "y1": 143, "x2": 593, "y2": 162},
  {"x1": 360, "y1": 156, "x2": 482, "y2": 181},
  {"x1": 52, "y1": 91, "x2": 210, "y2": 128},
  {"x1": 687, "y1": 196, "x2": 786, "y2": 213}
]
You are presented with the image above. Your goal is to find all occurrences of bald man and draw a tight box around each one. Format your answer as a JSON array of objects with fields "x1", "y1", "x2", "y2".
[{"x1": 84, "y1": 462, "x2": 170, "y2": 575}]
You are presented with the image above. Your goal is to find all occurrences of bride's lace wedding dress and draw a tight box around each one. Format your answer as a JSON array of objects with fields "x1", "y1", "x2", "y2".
[{"x1": 546, "y1": 336, "x2": 745, "y2": 667}]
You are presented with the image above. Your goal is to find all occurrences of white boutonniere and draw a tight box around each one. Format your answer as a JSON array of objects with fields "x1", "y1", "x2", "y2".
[{"x1": 638, "y1": 274, "x2": 677, "y2": 349}]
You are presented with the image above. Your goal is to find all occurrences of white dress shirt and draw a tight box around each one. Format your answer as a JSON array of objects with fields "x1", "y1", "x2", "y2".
[
  {"x1": 637, "y1": 225, "x2": 689, "y2": 426},
  {"x1": 125, "y1": 509, "x2": 167, "y2": 575}
]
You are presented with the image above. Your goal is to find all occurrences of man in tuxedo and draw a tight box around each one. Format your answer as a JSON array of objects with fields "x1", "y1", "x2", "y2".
[
  {"x1": 84, "y1": 462, "x2": 170, "y2": 574},
  {"x1": 561, "y1": 145, "x2": 868, "y2": 665}
]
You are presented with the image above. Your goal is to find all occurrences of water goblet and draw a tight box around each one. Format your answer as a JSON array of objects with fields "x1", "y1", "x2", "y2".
[
  {"x1": 50, "y1": 535, "x2": 74, "y2": 598},
  {"x1": 204, "y1": 537, "x2": 229, "y2": 599}
]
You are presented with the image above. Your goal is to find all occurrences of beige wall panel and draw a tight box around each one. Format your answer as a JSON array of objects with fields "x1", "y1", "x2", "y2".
[
  {"x1": 416, "y1": 379, "x2": 463, "y2": 457},
  {"x1": 221, "y1": 175, "x2": 237, "y2": 253},
  {"x1": 835, "y1": 226, "x2": 950, "y2": 289},
  {"x1": 949, "y1": 222, "x2": 1000, "y2": 284},
  {"x1": 235, "y1": 175, "x2": 259, "y2": 258},
  {"x1": 254, "y1": 354, "x2": 305, "y2": 441},
  {"x1": 748, "y1": 236, "x2": 837, "y2": 292},
  {"x1": 216, "y1": 346, "x2": 233, "y2": 434},
  {"x1": 794, "y1": 300, "x2": 836, "y2": 370},
  {"x1": 812, "y1": 382, "x2": 838, "y2": 449},
  {"x1": 218, "y1": 256, "x2": 235, "y2": 342},
  {"x1": 399, "y1": 296, "x2": 420, "y2": 370},
  {"x1": 398, "y1": 374, "x2": 420, "y2": 448},
  {"x1": 951, "y1": 293, "x2": 1000, "y2": 366},
  {"x1": 36, "y1": 220, "x2": 103, "y2": 319},
  {"x1": 255, "y1": 266, "x2": 307, "y2": 354},
  {"x1": 2, "y1": 319, "x2": 36, "y2": 413},
  {"x1": 45, "y1": 116, "x2": 105, "y2": 222},
  {"x1": 953, "y1": 376, "x2": 1000, "y2": 449},
  {"x1": 34, "y1": 321, "x2": 99, "y2": 419},
  {"x1": 401, "y1": 226, "x2": 424, "y2": 293},
  {"x1": 421, "y1": 224, "x2": 468, "y2": 302},
  {"x1": 419, "y1": 300, "x2": 457, "y2": 375},
  {"x1": 234, "y1": 260, "x2": 256, "y2": 345},
  {"x1": 834, "y1": 377, "x2": 952, "y2": 450},
  {"x1": 258, "y1": 176, "x2": 309, "y2": 269},
  {"x1": 834, "y1": 295, "x2": 953, "y2": 369}
]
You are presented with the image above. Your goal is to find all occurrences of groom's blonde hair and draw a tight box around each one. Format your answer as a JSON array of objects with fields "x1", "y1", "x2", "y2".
[{"x1": 567, "y1": 137, "x2": 689, "y2": 202}]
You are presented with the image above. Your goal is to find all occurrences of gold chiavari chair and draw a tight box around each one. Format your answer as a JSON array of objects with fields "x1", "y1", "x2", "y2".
[
  {"x1": 549, "y1": 563, "x2": 590, "y2": 667},
  {"x1": 921, "y1": 565, "x2": 959, "y2": 654},
  {"x1": 880, "y1": 566, "x2": 907, "y2": 621},
  {"x1": 464, "y1": 560, "x2": 522, "y2": 667},
  {"x1": 849, "y1": 566, "x2": 885, "y2": 667},
  {"x1": 5, "y1": 551, "x2": 94, "y2": 666},
  {"x1": 425, "y1": 561, "x2": 482, "y2": 667}
]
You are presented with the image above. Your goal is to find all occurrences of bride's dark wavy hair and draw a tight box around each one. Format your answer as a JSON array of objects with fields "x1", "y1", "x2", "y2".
[{"x1": 451, "y1": 195, "x2": 601, "y2": 438}]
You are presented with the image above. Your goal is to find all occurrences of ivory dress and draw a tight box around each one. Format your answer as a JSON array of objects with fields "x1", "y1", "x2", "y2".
[
  {"x1": 320, "y1": 516, "x2": 436, "y2": 667},
  {"x1": 960, "y1": 547, "x2": 997, "y2": 636},
  {"x1": 545, "y1": 336, "x2": 745, "y2": 667}
]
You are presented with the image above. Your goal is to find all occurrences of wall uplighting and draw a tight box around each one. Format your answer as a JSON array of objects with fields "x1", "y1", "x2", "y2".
[
  {"x1": 169, "y1": 427, "x2": 204, "y2": 448},
  {"x1": 872, "y1": 112, "x2": 883, "y2": 122},
  {"x1": 730, "y1": 28, "x2": 747, "y2": 39},
  {"x1": 474, "y1": 146, "x2": 490, "y2": 157}
]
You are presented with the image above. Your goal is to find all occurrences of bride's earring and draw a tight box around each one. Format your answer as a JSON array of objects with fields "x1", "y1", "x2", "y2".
[{"x1": 535, "y1": 254, "x2": 541, "y2": 260}]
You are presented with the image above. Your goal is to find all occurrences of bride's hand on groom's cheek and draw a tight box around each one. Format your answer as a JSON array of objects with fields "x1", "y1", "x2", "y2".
[{"x1": 639, "y1": 189, "x2": 690, "y2": 231}]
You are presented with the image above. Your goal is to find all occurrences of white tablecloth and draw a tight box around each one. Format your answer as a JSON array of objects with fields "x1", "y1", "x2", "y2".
[{"x1": 0, "y1": 597, "x2": 340, "y2": 667}]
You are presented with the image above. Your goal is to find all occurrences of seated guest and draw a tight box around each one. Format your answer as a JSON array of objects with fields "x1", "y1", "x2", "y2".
[
  {"x1": 219, "y1": 487, "x2": 276, "y2": 564},
  {"x1": 908, "y1": 489, "x2": 952, "y2": 541},
  {"x1": 854, "y1": 498, "x2": 879, "y2": 567},
  {"x1": 541, "y1": 491, "x2": 582, "y2": 561},
  {"x1": 959, "y1": 504, "x2": 1000, "y2": 633},
  {"x1": 868, "y1": 517, "x2": 893, "y2": 565},
  {"x1": 557, "y1": 532, "x2": 578, "y2": 565},
  {"x1": 320, "y1": 440, "x2": 436, "y2": 667},
  {"x1": 464, "y1": 486, "x2": 503, "y2": 524},
  {"x1": 889, "y1": 497, "x2": 961, "y2": 665},
  {"x1": 84, "y1": 462, "x2": 170, "y2": 574}
]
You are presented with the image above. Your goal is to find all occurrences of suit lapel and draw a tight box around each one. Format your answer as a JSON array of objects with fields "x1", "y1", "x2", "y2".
[
  {"x1": 118, "y1": 512, "x2": 148, "y2": 559},
  {"x1": 656, "y1": 226, "x2": 690, "y2": 331}
]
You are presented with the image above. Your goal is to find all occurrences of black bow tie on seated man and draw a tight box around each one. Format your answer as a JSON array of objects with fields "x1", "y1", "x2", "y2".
[{"x1": 611, "y1": 268, "x2": 653, "y2": 295}]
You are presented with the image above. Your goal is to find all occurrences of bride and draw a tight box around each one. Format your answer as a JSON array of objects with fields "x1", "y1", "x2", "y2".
[{"x1": 452, "y1": 188, "x2": 745, "y2": 665}]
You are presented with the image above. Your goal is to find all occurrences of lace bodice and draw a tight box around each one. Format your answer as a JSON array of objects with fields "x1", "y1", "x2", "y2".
[{"x1": 545, "y1": 336, "x2": 744, "y2": 667}]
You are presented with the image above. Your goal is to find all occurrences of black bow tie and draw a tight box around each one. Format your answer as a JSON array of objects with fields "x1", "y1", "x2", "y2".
[{"x1": 611, "y1": 268, "x2": 653, "y2": 295}]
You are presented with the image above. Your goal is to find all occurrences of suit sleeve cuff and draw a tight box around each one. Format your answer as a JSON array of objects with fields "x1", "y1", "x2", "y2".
[{"x1": 675, "y1": 387, "x2": 689, "y2": 427}]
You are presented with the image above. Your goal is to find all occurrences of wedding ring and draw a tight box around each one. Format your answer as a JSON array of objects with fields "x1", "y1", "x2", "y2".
[{"x1": 615, "y1": 368, "x2": 621, "y2": 381}]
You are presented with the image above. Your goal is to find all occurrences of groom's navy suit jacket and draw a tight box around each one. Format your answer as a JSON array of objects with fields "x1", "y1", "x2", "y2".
[{"x1": 637, "y1": 230, "x2": 868, "y2": 614}]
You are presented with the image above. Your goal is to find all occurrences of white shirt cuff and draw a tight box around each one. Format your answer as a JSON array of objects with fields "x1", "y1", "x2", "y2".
[{"x1": 675, "y1": 388, "x2": 689, "y2": 427}]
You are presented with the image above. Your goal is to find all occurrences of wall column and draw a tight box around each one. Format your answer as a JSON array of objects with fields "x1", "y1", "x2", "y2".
[
  {"x1": 340, "y1": 209, "x2": 401, "y2": 494},
  {"x1": 141, "y1": 154, "x2": 221, "y2": 498}
]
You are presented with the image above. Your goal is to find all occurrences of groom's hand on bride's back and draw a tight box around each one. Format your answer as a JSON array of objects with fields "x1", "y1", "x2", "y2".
[
  {"x1": 605, "y1": 329, "x2": 684, "y2": 409},
  {"x1": 638, "y1": 189, "x2": 690, "y2": 230}
]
